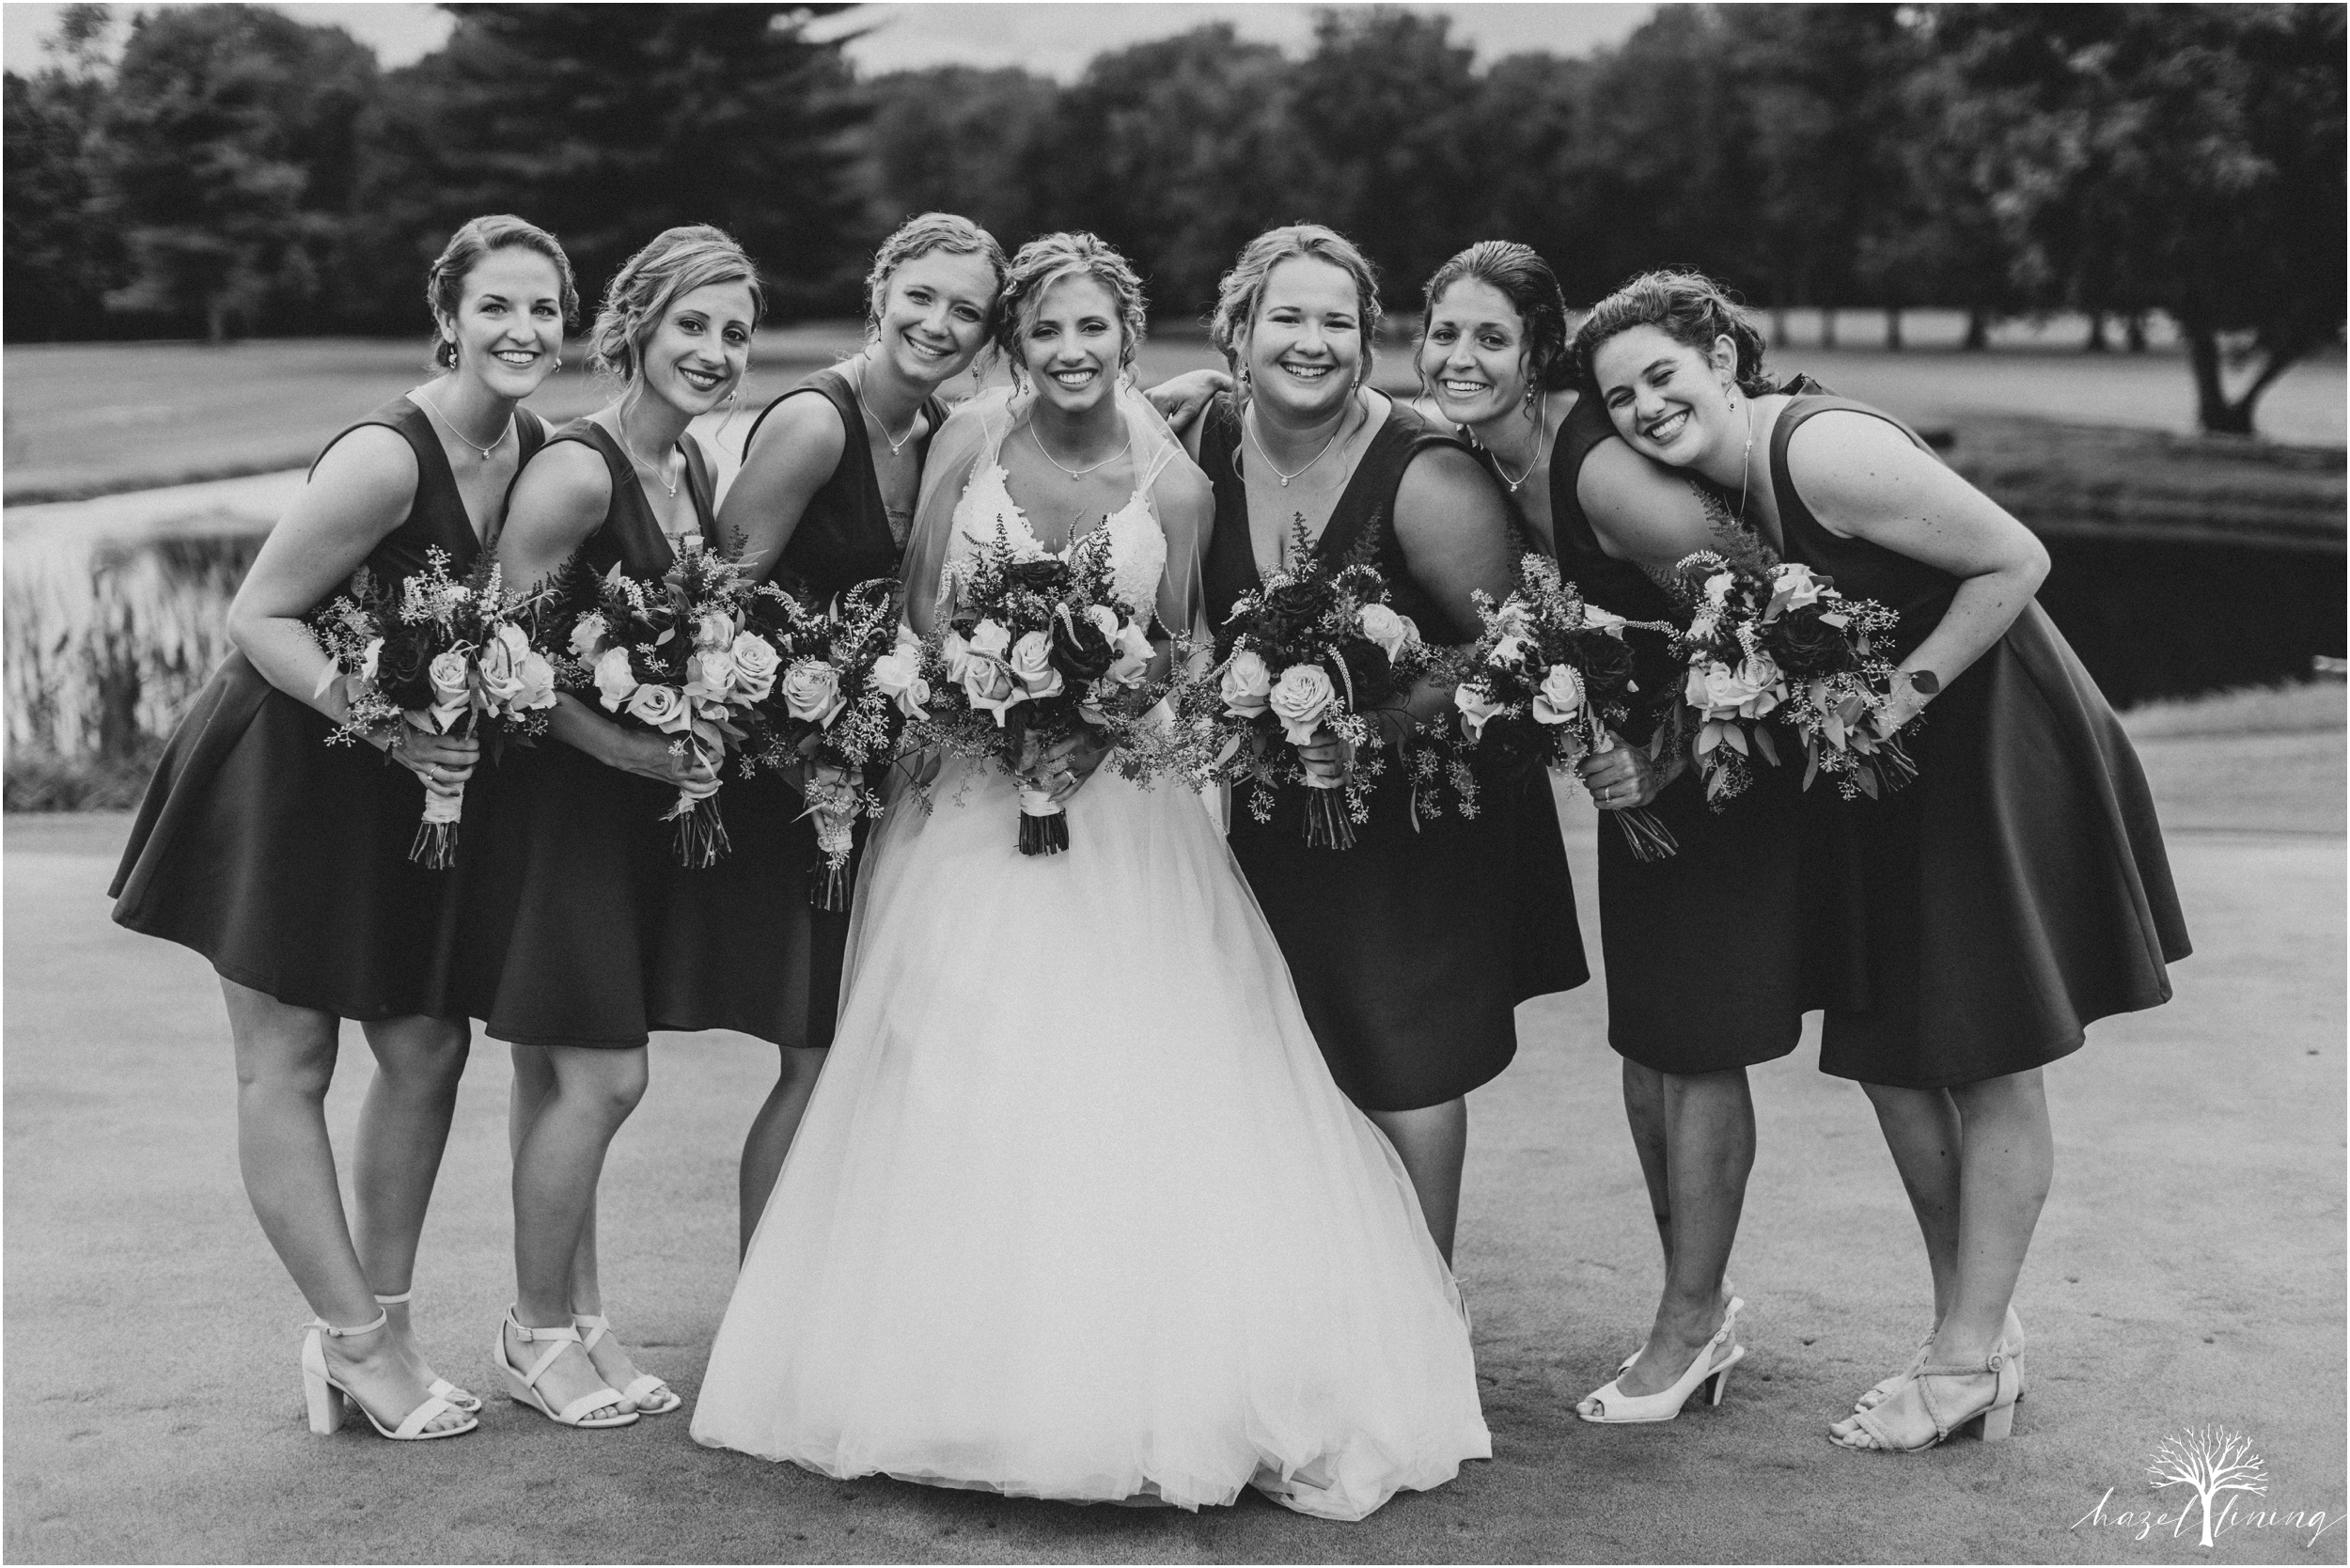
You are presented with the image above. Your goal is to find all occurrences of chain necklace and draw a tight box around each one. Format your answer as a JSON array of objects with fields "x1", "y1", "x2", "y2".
[
  {"x1": 1481, "y1": 391, "x2": 1552, "y2": 494},
  {"x1": 415, "y1": 385, "x2": 512, "y2": 462},
  {"x1": 619, "y1": 421, "x2": 681, "y2": 499},
  {"x1": 1244, "y1": 400, "x2": 1351, "y2": 488},
  {"x1": 853, "y1": 359, "x2": 918, "y2": 456},
  {"x1": 1028, "y1": 419, "x2": 1130, "y2": 481}
]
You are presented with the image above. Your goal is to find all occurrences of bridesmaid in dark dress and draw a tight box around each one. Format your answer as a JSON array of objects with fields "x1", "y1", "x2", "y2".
[
  {"x1": 718, "y1": 213, "x2": 1003, "y2": 1255},
  {"x1": 1577, "y1": 270, "x2": 2189, "y2": 1450},
  {"x1": 1416, "y1": 242, "x2": 1800, "y2": 1420},
  {"x1": 107, "y1": 214, "x2": 575, "y2": 1439},
  {"x1": 469, "y1": 226, "x2": 772, "y2": 1430},
  {"x1": 1187, "y1": 224, "x2": 1588, "y2": 1264}
]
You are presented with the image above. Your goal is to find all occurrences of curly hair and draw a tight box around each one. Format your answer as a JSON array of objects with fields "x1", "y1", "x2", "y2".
[
  {"x1": 425, "y1": 214, "x2": 577, "y2": 372},
  {"x1": 865, "y1": 212, "x2": 1009, "y2": 337},
  {"x1": 1571, "y1": 269, "x2": 1773, "y2": 399},
  {"x1": 587, "y1": 225, "x2": 764, "y2": 383},
  {"x1": 993, "y1": 230, "x2": 1148, "y2": 373},
  {"x1": 1419, "y1": 241, "x2": 1574, "y2": 395},
  {"x1": 1208, "y1": 224, "x2": 1384, "y2": 383}
]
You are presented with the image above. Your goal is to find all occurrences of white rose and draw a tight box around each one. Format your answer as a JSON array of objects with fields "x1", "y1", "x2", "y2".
[
  {"x1": 696, "y1": 609, "x2": 737, "y2": 650},
  {"x1": 592, "y1": 646, "x2": 638, "y2": 712},
  {"x1": 513, "y1": 650, "x2": 557, "y2": 710},
  {"x1": 962, "y1": 656, "x2": 1024, "y2": 725},
  {"x1": 1357, "y1": 603, "x2": 1416, "y2": 661},
  {"x1": 1532, "y1": 663, "x2": 1585, "y2": 725},
  {"x1": 428, "y1": 651, "x2": 470, "y2": 701},
  {"x1": 1770, "y1": 562, "x2": 1825, "y2": 615},
  {"x1": 1704, "y1": 571, "x2": 1734, "y2": 607},
  {"x1": 729, "y1": 633, "x2": 780, "y2": 703},
  {"x1": 1268, "y1": 664, "x2": 1336, "y2": 745},
  {"x1": 1104, "y1": 622, "x2": 1153, "y2": 687},
  {"x1": 1083, "y1": 603, "x2": 1121, "y2": 640},
  {"x1": 1580, "y1": 604, "x2": 1629, "y2": 637},
  {"x1": 568, "y1": 612, "x2": 608, "y2": 662},
  {"x1": 1219, "y1": 649, "x2": 1273, "y2": 716},
  {"x1": 478, "y1": 624, "x2": 528, "y2": 705},
  {"x1": 1455, "y1": 681, "x2": 1506, "y2": 742},
  {"x1": 1734, "y1": 654, "x2": 1784, "y2": 719},
  {"x1": 691, "y1": 648, "x2": 741, "y2": 710},
  {"x1": 1008, "y1": 631, "x2": 1063, "y2": 698},
  {"x1": 872, "y1": 630, "x2": 932, "y2": 719},
  {"x1": 966, "y1": 619, "x2": 1011, "y2": 661},
  {"x1": 778, "y1": 659, "x2": 846, "y2": 728},
  {"x1": 626, "y1": 682, "x2": 692, "y2": 732}
]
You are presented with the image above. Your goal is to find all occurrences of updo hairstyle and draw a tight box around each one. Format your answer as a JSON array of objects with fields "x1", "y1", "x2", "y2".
[
  {"x1": 865, "y1": 212, "x2": 1010, "y2": 337},
  {"x1": 588, "y1": 225, "x2": 765, "y2": 382},
  {"x1": 1208, "y1": 224, "x2": 1385, "y2": 383},
  {"x1": 1571, "y1": 269, "x2": 1772, "y2": 398},
  {"x1": 993, "y1": 230, "x2": 1149, "y2": 373},
  {"x1": 426, "y1": 213, "x2": 578, "y2": 371},
  {"x1": 1419, "y1": 241, "x2": 1574, "y2": 394}
]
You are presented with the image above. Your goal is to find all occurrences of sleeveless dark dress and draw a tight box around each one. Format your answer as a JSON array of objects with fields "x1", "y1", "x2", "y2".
[
  {"x1": 1199, "y1": 395, "x2": 1587, "y2": 1113},
  {"x1": 108, "y1": 396, "x2": 548, "y2": 1020},
  {"x1": 1529, "y1": 397, "x2": 1819, "y2": 1074},
  {"x1": 1770, "y1": 390, "x2": 2191, "y2": 1088},
  {"x1": 457, "y1": 420, "x2": 807, "y2": 1049}
]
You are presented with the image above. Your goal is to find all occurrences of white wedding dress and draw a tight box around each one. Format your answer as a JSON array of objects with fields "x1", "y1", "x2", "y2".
[{"x1": 690, "y1": 390, "x2": 1490, "y2": 1521}]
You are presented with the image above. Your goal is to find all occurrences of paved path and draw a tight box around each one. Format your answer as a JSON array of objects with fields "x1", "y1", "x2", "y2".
[{"x1": 5, "y1": 737, "x2": 2342, "y2": 1561}]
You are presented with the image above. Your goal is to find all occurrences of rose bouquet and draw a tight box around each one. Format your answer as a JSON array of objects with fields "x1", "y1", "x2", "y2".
[
  {"x1": 1172, "y1": 516, "x2": 1431, "y2": 851},
  {"x1": 1441, "y1": 552, "x2": 1679, "y2": 861},
  {"x1": 552, "y1": 541, "x2": 779, "y2": 867},
  {"x1": 1673, "y1": 548, "x2": 1917, "y2": 806},
  {"x1": 307, "y1": 547, "x2": 558, "y2": 868},
  {"x1": 912, "y1": 521, "x2": 1161, "y2": 855},
  {"x1": 740, "y1": 575, "x2": 926, "y2": 908}
]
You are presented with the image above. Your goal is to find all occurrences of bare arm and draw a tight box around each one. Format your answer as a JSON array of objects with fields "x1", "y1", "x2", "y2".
[
  {"x1": 496, "y1": 443, "x2": 718, "y2": 791},
  {"x1": 1142, "y1": 368, "x2": 1233, "y2": 437},
  {"x1": 225, "y1": 427, "x2": 476, "y2": 794},
  {"x1": 1788, "y1": 411, "x2": 2049, "y2": 729},
  {"x1": 1378, "y1": 443, "x2": 1516, "y2": 736},
  {"x1": 713, "y1": 392, "x2": 846, "y2": 581},
  {"x1": 1576, "y1": 437, "x2": 1748, "y2": 574}
]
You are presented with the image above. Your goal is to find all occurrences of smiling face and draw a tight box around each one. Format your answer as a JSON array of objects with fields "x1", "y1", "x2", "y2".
[
  {"x1": 440, "y1": 246, "x2": 567, "y2": 401},
  {"x1": 872, "y1": 247, "x2": 998, "y2": 387},
  {"x1": 1016, "y1": 272, "x2": 1123, "y2": 417},
  {"x1": 1242, "y1": 257, "x2": 1364, "y2": 425},
  {"x1": 1418, "y1": 277, "x2": 1533, "y2": 429},
  {"x1": 636, "y1": 279, "x2": 756, "y2": 416},
  {"x1": 1590, "y1": 323, "x2": 1739, "y2": 470}
]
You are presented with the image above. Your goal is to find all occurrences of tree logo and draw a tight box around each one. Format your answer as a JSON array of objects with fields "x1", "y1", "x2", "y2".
[
  {"x1": 2148, "y1": 1428, "x2": 2269, "y2": 1548},
  {"x1": 2073, "y1": 1426, "x2": 2339, "y2": 1550}
]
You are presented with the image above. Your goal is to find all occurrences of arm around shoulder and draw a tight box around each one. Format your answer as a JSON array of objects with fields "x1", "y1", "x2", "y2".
[{"x1": 1392, "y1": 442, "x2": 1515, "y2": 639}]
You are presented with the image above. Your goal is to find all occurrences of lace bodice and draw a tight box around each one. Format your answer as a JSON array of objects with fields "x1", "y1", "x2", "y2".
[{"x1": 942, "y1": 456, "x2": 1169, "y2": 632}]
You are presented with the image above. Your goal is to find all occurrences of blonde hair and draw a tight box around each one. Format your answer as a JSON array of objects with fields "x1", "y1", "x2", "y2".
[
  {"x1": 865, "y1": 212, "x2": 1009, "y2": 337},
  {"x1": 426, "y1": 214, "x2": 576, "y2": 371},
  {"x1": 994, "y1": 231, "x2": 1148, "y2": 373},
  {"x1": 588, "y1": 225, "x2": 764, "y2": 382},
  {"x1": 1208, "y1": 224, "x2": 1384, "y2": 382}
]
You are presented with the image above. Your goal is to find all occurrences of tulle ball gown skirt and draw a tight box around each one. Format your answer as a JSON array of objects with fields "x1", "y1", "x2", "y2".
[{"x1": 691, "y1": 760, "x2": 1491, "y2": 1520}]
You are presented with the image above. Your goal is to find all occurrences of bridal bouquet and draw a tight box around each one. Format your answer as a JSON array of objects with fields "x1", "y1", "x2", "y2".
[
  {"x1": 1172, "y1": 516, "x2": 1431, "y2": 850},
  {"x1": 740, "y1": 576, "x2": 923, "y2": 907},
  {"x1": 1674, "y1": 548, "x2": 1917, "y2": 806},
  {"x1": 307, "y1": 547, "x2": 558, "y2": 869},
  {"x1": 911, "y1": 522, "x2": 1162, "y2": 855},
  {"x1": 1441, "y1": 552, "x2": 1679, "y2": 861},
  {"x1": 551, "y1": 541, "x2": 779, "y2": 867}
]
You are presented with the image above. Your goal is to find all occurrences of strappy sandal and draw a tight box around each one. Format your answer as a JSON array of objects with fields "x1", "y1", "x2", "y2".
[
  {"x1": 495, "y1": 1309, "x2": 638, "y2": 1428},
  {"x1": 374, "y1": 1290, "x2": 482, "y2": 1414},
  {"x1": 1854, "y1": 1309, "x2": 2028, "y2": 1413},
  {"x1": 301, "y1": 1310, "x2": 478, "y2": 1440},
  {"x1": 1833, "y1": 1349, "x2": 2021, "y2": 1450},
  {"x1": 574, "y1": 1313, "x2": 682, "y2": 1415}
]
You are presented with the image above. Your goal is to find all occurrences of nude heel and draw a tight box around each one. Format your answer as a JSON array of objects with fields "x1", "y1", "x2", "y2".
[
  {"x1": 375, "y1": 1290, "x2": 482, "y2": 1414},
  {"x1": 301, "y1": 1309, "x2": 476, "y2": 1440}
]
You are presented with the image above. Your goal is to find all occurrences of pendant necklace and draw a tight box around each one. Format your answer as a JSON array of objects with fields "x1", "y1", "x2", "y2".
[
  {"x1": 854, "y1": 361, "x2": 918, "y2": 456},
  {"x1": 416, "y1": 386, "x2": 512, "y2": 461},
  {"x1": 1483, "y1": 391, "x2": 1552, "y2": 494},
  {"x1": 1029, "y1": 419, "x2": 1130, "y2": 481},
  {"x1": 1245, "y1": 400, "x2": 1348, "y2": 488},
  {"x1": 620, "y1": 422, "x2": 681, "y2": 499}
]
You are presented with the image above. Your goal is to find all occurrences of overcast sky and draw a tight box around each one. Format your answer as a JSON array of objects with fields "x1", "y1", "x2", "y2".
[{"x1": 4, "y1": 2, "x2": 1656, "y2": 80}]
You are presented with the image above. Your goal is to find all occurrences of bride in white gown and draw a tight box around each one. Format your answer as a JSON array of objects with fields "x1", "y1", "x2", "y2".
[{"x1": 690, "y1": 234, "x2": 1490, "y2": 1521}]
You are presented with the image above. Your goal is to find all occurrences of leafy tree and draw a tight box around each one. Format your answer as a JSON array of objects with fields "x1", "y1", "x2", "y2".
[
  {"x1": 861, "y1": 66, "x2": 1058, "y2": 252},
  {"x1": 1028, "y1": 24, "x2": 1296, "y2": 321},
  {"x1": 362, "y1": 4, "x2": 870, "y2": 322},
  {"x1": 1936, "y1": 4, "x2": 2345, "y2": 432},
  {"x1": 91, "y1": 4, "x2": 379, "y2": 340},
  {"x1": 3, "y1": 5, "x2": 121, "y2": 340}
]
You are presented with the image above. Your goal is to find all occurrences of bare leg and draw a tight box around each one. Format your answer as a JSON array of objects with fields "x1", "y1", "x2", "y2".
[
  {"x1": 1615, "y1": 1068, "x2": 1752, "y2": 1398},
  {"x1": 221, "y1": 980, "x2": 464, "y2": 1433},
  {"x1": 738, "y1": 1043, "x2": 830, "y2": 1258},
  {"x1": 1365, "y1": 1098, "x2": 1468, "y2": 1266},
  {"x1": 352, "y1": 1014, "x2": 469, "y2": 1372},
  {"x1": 1859, "y1": 1081, "x2": 1965, "y2": 1325},
  {"x1": 1621, "y1": 1058, "x2": 1673, "y2": 1268},
  {"x1": 506, "y1": 1043, "x2": 645, "y2": 1421}
]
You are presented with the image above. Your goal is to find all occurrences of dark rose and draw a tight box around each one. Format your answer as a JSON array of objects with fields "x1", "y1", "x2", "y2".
[
  {"x1": 1335, "y1": 636, "x2": 1394, "y2": 705},
  {"x1": 375, "y1": 623, "x2": 437, "y2": 712},
  {"x1": 1772, "y1": 607, "x2": 1857, "y2": 679},
  {"x1": 1577, "y1": 634, "x2": 1636, "y2": 702},
  {"x1": 1049, "y1": 608, "x2": 1116, "y2": 683},
  {"x1": 1005, "y1": 558, "x2": 1070, "y2": 594}
]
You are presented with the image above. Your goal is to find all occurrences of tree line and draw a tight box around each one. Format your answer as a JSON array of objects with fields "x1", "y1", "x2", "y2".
[{"x1": 6, "y1": 2, "x2": 2341, "y2": 433}]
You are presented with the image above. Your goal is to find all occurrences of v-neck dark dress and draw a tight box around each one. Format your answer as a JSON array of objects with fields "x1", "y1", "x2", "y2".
[
  {"x1": 1771, "y1": 389, "x2": 2190, "y2": 1088},
  {"x1": 458, "y1": 420, "x2": 806, "y2": 1049},
  {"x1": 1518, "y1": 396, "x2": 1821, "y2": 1074},
  {"x1": 730, "y1": 368, "x2": 948, "y2": 1051},
  {"x1": 109, "y1": 395, "x2": 548, "y2": 1020},
  {"x1": 1199, "y1": 394, "x2": 1587, "y2": 1113}
]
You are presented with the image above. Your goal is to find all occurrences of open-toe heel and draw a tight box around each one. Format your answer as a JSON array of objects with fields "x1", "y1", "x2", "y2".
[
  {"x1": 1835, "y1": 1348, "x2": 2020, "y2": 1452},
  {"x1": 574, "y1": 1313, "x2": 682, "y2": 1416},
  {"x1": 375, "y1": 1290, "x2": 481, "y2": 1414},
  {"x1": 301, "y1": 1310, "x2": 477, "y2": 1440},
  {"x1": 497, "y1": 1309, "x2": 637, "y2": 1429},
  {"x1": 1577, "y1": 1297, "x2": 1746, "y2": 1425}
]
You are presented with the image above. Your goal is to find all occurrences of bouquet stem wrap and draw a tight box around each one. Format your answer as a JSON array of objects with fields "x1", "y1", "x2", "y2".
[
  {"x1": 1590, "y1": 725, "x2": 1677, "y2": 864},
  {"x1": 667, "y1": 788, "x2": 730, "y2": 870},
  {"x1": 807, "y1": 787, "x2": 861, "y2": 911},
  {"x1": 1016, "y1": 784, "x2": 1069, "y2": 857},
  {"x1": 1300, "y1": 771, "x2": 1355, "y2": 852},
  {"x1": 410, "y1": 783, "x2": 464, "y2": 870}
]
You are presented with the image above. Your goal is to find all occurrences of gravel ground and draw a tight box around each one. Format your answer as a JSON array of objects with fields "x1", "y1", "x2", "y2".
[{"x1": 4, "y1": 698, "x2": 2342, "y2": 1563}]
